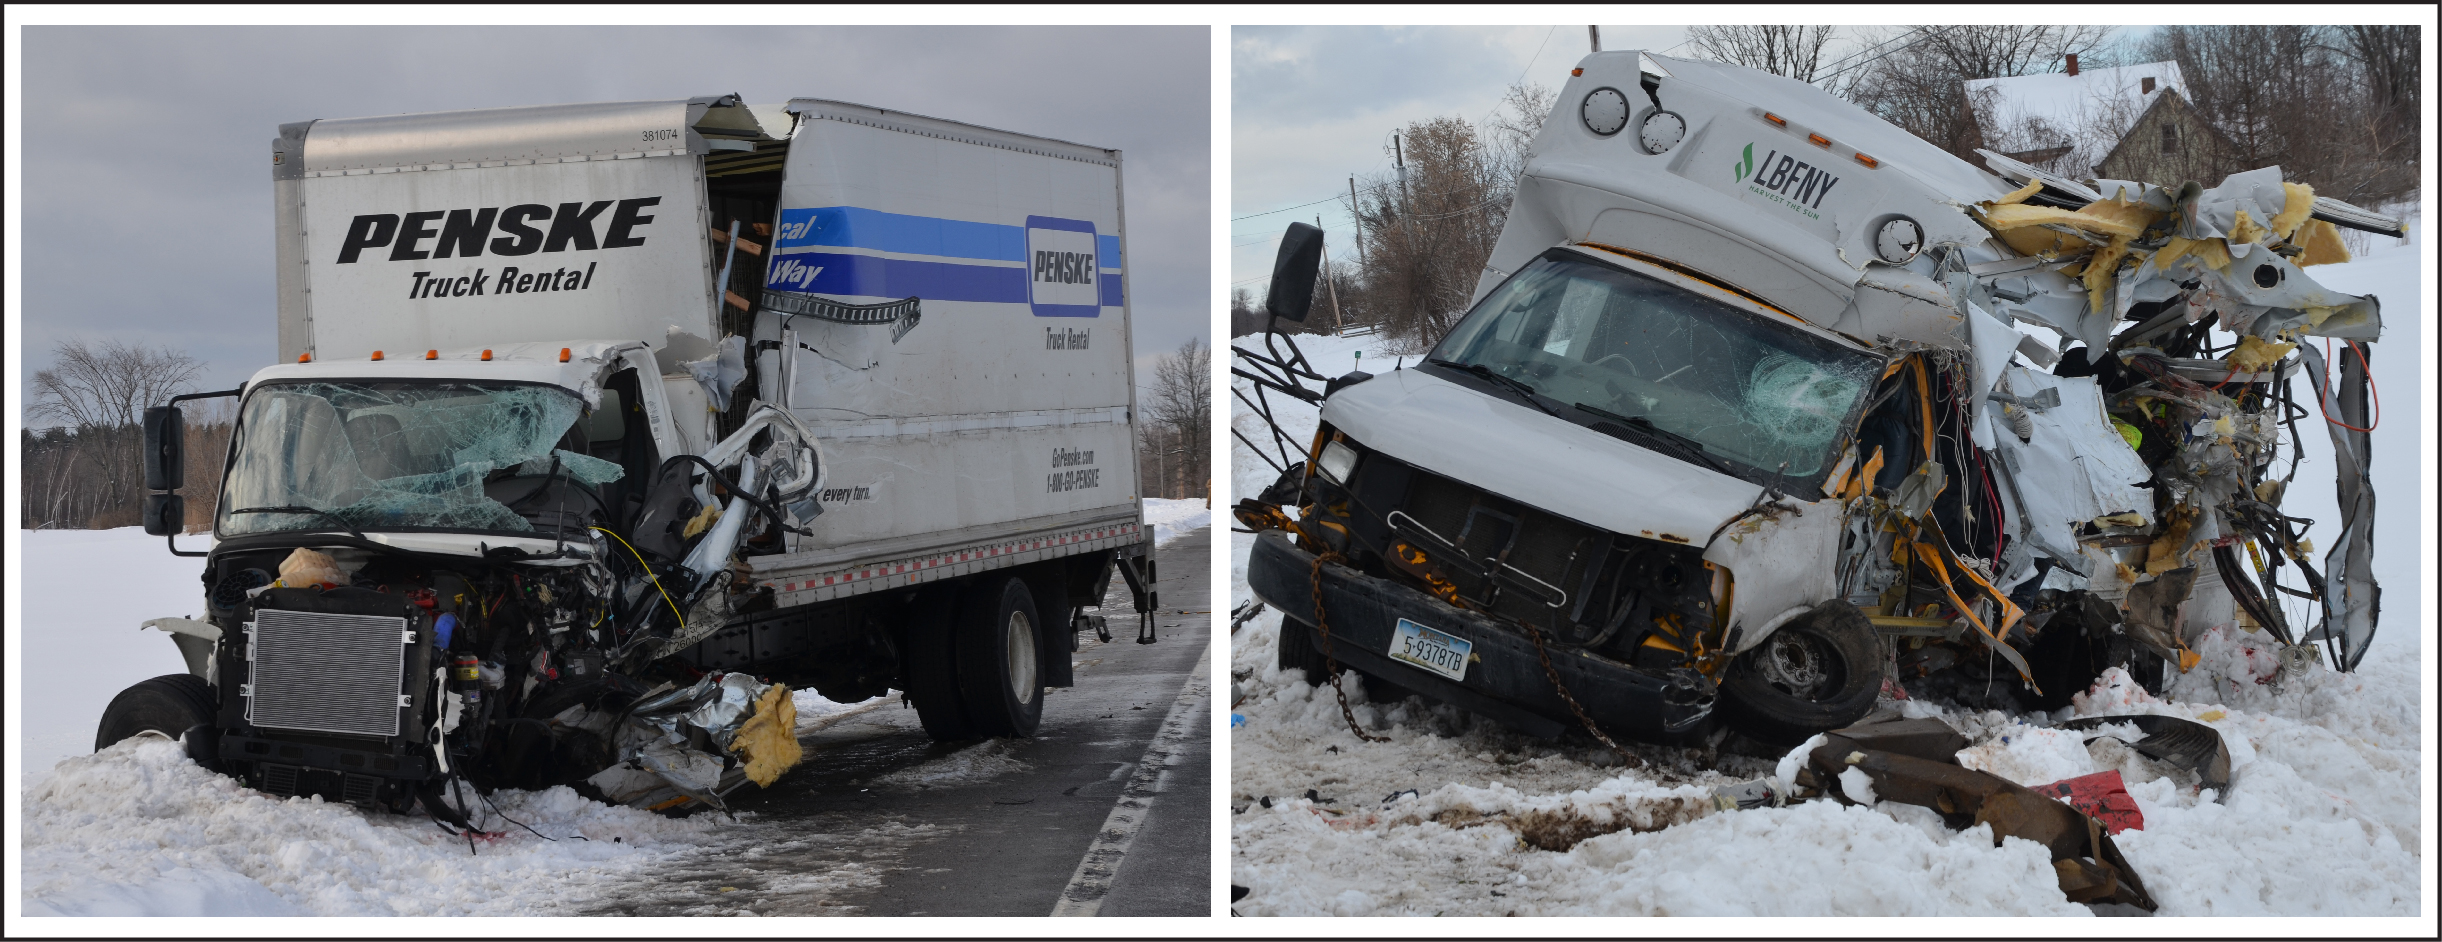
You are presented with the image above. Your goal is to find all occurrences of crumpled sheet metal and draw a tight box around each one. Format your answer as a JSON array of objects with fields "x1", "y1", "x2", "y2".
[
  {"x1": 586, "y1": 672, "x2": 789, "y2": 810},
  {"x1": 1807, "y1": 731, "x2": 2158, "y2": 912},
  {"x1": 1969, "y1": 163, "x2": 2385, "y2": 353},
  {"x1": 2060, "y1": 714, "x2": 2232, "y2": 800}
]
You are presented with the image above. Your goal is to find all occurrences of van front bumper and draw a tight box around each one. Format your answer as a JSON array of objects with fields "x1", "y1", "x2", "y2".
[{"x1": 1244, "y1": 530, "x2": 1711, "y2": 740}]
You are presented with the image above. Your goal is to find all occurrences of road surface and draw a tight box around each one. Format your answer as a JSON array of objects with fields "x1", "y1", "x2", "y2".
[{"x1": 590, "y1": 527, "x2": 1212, "y2": 917}]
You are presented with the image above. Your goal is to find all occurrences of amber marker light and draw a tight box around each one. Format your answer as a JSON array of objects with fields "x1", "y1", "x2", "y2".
[
  {"x1": 481, "y1": 349, "x2": 493, "y2": 361},
  {"x1": 371, "y1": 350, "x2": 384, "y2": 361},
  {"x1": 1855, "y1": 153, "x2": 1880, "y2": 168},
  {"x1": 1808, "y1": 133, "x2": 1831, "y2": 148},
  {"x1": 1764, "y1": 112, "x2": 1786, "y2": 126},
  {"x1": 426, "y1": 349, "x2": 438, "y2": 360},
  {"x1": 559, "y1": 347, "x2": 572, "y2": 362}
]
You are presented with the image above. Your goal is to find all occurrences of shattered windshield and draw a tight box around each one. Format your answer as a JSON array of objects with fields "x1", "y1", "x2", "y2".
[
  {"x1": 1428, "y1": 248, "x2": 1882, "y2": 484},
  {"x1": 217, "y1": 381, "x2": 624, "y2": 537}
]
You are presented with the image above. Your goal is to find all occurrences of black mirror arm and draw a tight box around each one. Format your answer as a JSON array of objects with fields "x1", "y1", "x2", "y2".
[{"x1": 166, "y1": 531, "x2": 210, "y2": 558}]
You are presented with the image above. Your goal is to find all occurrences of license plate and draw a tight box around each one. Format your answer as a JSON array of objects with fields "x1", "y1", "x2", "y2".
[{"x1": 1388, "y1": 618, "x2": 1471, "y2": 682}]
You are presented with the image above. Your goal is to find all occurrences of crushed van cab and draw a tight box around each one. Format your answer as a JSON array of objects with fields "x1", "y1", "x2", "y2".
[{"x1": 1235, "y1": 51, "x2": 2392, "y2": 746}]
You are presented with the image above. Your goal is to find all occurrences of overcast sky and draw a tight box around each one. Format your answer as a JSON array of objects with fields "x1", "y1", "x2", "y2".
[{"x1": 15, "y1": 25, "x2": 1209, "y2": 404}]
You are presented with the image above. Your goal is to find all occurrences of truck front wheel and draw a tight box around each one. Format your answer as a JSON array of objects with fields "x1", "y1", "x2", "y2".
[
  {"x1": 1716, "y1": 601, "x2": 1881, "y2": 746},
  {"x1": 95, "y1": 674, "x2": 217, "y2": 754},
  {"x1": 956, "y1": 576, "x2": 1045, "y2": 737}
]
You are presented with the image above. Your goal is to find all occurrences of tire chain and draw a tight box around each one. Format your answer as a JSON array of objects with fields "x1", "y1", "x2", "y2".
[
  {"x1": 1308, "y1": 550, "x2": 1390, "y2": 743},
  {"x1": 1523, "y1": 616, "x2": 1641, "y2": 768}
]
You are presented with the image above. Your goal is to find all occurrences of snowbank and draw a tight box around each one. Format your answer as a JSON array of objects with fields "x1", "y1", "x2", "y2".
[
  {"x1": 1227, "y1": 219, "x2": 2428, "y2": 916},
  {"x1": 1142, "y1": 496, "x2": 1211, "y2": 547},
  {"x1": 18, "y1": 739, "x2": 724, "y2": 917}
]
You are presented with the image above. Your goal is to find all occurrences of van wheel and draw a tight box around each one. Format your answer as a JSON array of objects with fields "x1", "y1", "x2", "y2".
[
  {"x1": 956, "y1": 576, "x2": 1044, "y2": 737},
  {"x1": 96, "y1": 674, "x2": 217, "y2": 753},
  {"x1": 904, "y1": 587, "x2": 975, "y2": 740},
  {"x1": 1717, "y1": 601, "x2": 1881, "y2": 746},
  {"x1": 1275, "y1": 618, "x2": 1332, "y2": 685}
]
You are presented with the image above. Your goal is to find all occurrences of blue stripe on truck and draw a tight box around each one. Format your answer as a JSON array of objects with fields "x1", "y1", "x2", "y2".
[
  {"x1": 766, "y1": 207, "x2": 1122, "y2": 312},
  {"x1": 767, "y1": 251, "x2": 1027, "y2": 303}
]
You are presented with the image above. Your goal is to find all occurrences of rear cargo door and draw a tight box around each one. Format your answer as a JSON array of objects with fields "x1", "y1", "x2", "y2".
[{"x1": 765, "y1": 100, "x2": 1140, "y2": 553}]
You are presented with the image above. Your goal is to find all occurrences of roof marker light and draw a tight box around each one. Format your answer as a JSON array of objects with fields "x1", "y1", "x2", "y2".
[
  {"x1": 371, "y1": 350, "x2": 384, "y2": 361},
  {"x1": 1763, "y1": 112, "x2": 1786, "y2": 127},
  {"x1": 1571, "y1": 68, "x2": 1584, "y2": 76},
  {"x1": 425, "y1": 349, "x2": 438, "y2": 360},
  {"x1": 559, "y1": 347, "x2": 572, "y2": 363},
  {"x1": 1855, "y1": 153, "x2": 1880, "y2": 168},
  {"x1": 1807, "y1": 133, "x2": 1831, "y2": 148},
  {"x1": 299, "y1": 352, "x2": 312, "y2": 363},
  {"x1": 481, "y1": 349, "x2": 493, "y2": 361}
]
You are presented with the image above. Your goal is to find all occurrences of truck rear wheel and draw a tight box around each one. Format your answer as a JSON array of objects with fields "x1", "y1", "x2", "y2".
[
  {"x1": 955, "y1": 576, "x2": 1044, "y2": 737},
  {"x1": 1716, "y1": 601, "x2": 1881, "y2": 746},
  {"x1": 96, "y1": 674, "x2": 217, "y2": 753},
  {"x1": 904, "y1": 587, "x2": 975, "y2": 740}
]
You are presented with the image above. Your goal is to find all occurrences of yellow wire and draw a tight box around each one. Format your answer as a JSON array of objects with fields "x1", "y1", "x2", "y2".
[{"x1": 588, "y1": 526, "x2": 687, "y2": 631}]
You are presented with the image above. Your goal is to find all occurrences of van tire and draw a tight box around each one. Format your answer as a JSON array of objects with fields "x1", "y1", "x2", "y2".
[
  {"x1": 1275, "y1": 619, "x2": 1333, "y2": 686},
  {"x1": 1717, "y1": 601, "x2": 1881, "y2": 746},
  {"x1": 95, "y1": 674, "x2": 217, "y2": 753},
  {"x1": 955, "y1": 576, "x2": 1045, "y2": 737},
  {"x1": 904, "y1": 587, "x2": 975, "y2": 741}
]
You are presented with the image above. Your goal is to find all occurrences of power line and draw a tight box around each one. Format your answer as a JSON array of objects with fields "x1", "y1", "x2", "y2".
[{"x1": 1230, "y1": 194, "x2": 1347, "y2": 221}]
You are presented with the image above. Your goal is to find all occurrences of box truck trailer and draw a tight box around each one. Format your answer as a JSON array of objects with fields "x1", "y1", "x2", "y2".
[
  {"x1": 1237, "y1": 51, "x2": 2394, "y2": 748},
  {"x1": 106, "y1": 94, "x2": 1161, "y2": 818}
]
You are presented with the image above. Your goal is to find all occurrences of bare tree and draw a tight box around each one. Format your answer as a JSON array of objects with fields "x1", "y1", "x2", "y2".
[
  {"x1": 2141, "y1": 25, "x2": 2418, "y2": 204},
  {"x1": 21, "y1": 339, "x2": 233, "y2": 530},
  {"x1": 1685, "y1": 25, "x2": 1842, "y2": 82},
  {"x1": 1142, "y1": 337, "x2": 1211, "y2": 500},
  {"x1": 29, "y1": 337, "x2": 205, "y2": 429}
]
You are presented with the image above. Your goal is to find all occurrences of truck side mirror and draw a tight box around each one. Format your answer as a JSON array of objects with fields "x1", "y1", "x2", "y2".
[
  {"x1": 144, "y1": 405, "x2": 185, "y2": 492},
  {"x1": 144, "y1": 493, "x2": 186, "y2": 537},
  {"x1": 1265, "y1": 222, "x2": 1325, "y2": 324}
]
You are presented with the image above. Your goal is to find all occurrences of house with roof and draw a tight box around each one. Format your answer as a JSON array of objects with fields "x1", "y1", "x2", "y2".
[{"x1": 1965, "y1": 55, "x2": 2229, "y2": 186}]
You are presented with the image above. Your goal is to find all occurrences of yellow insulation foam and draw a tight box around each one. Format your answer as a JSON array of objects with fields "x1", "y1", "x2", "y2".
[
  {"x1": 2270, "y1": 181, "x2": 2316, "y2": 239},
  {"x1": 730, "y1": 683, "x2": 805, "y2": 787},
  {"x1": 2295, "y1": 218, "x2": 2352, "y2": 266}
]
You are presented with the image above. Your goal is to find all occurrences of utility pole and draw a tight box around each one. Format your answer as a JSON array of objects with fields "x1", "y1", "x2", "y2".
[
  {"x1": 1319, "y1": 215, "x2": 1346, "y2": 335},
  {"x1": 1589, "y1": 25, "x2": 1601, "y2": 53},
  {"x1": 1349, "y1": 175, "x2": 1365, "y2": 260},
  {"x1": 1392, "y1": 132, "x2": 1408, "y2": 209}
]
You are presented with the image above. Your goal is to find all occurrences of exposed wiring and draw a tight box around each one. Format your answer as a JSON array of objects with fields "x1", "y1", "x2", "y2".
[
  {"x1": 589, "y1": 526, "x2": 687, "y2": 631},
  {"x1": 2313, "y1": 339, "x2": 2380, "y2": 432}
]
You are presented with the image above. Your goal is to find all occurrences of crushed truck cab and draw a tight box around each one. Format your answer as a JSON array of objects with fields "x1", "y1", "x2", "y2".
[
  {"x1": 1237, "y1": 50, "x2": 2391, "y2": 746},
  {"x1": 108, "y1": 94, "x2": 1158, "y2": 819}
]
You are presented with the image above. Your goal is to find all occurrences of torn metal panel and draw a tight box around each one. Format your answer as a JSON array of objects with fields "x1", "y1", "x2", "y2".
[
  {"x1": 1703, "y1": 499, "x2": 1845, "y2": 654},
  {"x1": 2297, "y1": 343, "x2": 2381, "y2": 669},
  {"x1": 2059, "y1": 714, "x2": 2232, "y2": 799}
]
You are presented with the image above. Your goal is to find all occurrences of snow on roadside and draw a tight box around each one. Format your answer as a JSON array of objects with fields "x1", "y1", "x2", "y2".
[
  {"x1": 1227, "y1": 222, "x2": 2426, "y2": 916},
  {"x1": 19, "y1": 739, "x2": 725, "y2": 916},
  {"x1": 1142, "y1": 496, "x2": 1210, "y2": 547}
]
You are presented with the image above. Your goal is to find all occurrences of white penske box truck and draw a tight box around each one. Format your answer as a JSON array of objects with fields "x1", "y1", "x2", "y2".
[{"x1": 109, "y1": 94, "x2": 1161, "y2": 818}]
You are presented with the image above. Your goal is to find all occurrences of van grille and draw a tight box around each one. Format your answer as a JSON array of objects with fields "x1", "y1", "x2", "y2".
[{"x1": 246, "y1": 609, "x2": 408, "y2": 738}]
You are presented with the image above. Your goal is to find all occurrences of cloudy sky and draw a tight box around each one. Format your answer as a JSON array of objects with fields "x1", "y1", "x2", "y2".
[{"x1": 14, "y1": 25, "x2": 1209, "y2": 405}]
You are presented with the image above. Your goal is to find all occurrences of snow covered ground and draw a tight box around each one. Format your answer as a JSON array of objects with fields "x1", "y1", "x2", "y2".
[{"x1": 1227, "y1": 214, "x2": 2430, "y2": 917}]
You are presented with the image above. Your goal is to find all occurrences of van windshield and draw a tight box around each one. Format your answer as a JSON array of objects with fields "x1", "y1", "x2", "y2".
[
  {"x1": 1427, "y1": 249, "x2": 1881, "y2": 485},
  {"x1": 217, "y1": 381, "x2": 624, "y2": 538}
]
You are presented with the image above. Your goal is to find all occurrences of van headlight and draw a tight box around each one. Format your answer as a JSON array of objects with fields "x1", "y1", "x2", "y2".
[{"x1": 1316, "y1": 440, "x2": 1359, "y2": 485}]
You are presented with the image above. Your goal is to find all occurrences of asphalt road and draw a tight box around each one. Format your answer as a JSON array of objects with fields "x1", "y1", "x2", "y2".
[{"x1": 592, "y1": 527, "x2": 1212, "y2": 917}]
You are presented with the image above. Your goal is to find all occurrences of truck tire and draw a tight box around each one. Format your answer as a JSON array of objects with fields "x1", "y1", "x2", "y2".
[
  {"x1": 955, "y1": 575, "x2": 1044, "y2": 737},
  {"x1": 1716, "y1": 601, "x2": 1881, "y2": 746},
  {"x1": 903, "y1": 587, "x2": 975, "y2": 740},
  {"x1": 95, "y1": 674, "x2": 217, "y2": 753},
  {"x1": 1275, "y1": 618, "x2": 1333, "y2": 686}
]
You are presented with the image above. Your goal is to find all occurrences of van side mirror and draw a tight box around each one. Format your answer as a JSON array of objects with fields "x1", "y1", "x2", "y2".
[
  {"x1": 144, "y1": 405, "x2": 185, "y2": 492},
  {"x1": 1265, "y1": 222, "x2": 1325, "y2": 324},
  {"x1": 144, "y1": 493, "x2": 187, "y2": 537}
]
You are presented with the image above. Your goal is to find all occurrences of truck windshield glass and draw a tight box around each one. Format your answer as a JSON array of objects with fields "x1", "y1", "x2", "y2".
[
  {"x1": 217, "y1": 381, "x2": 623, "y2": 537},
  {"x1": 1429, "y1": 249, "x2": 1881, "y2": 483}
]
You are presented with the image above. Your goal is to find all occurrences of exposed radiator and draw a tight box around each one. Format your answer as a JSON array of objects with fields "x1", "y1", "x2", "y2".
[{"x1": 245, "y1": 608, "x2": 411, "y2": 738}]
